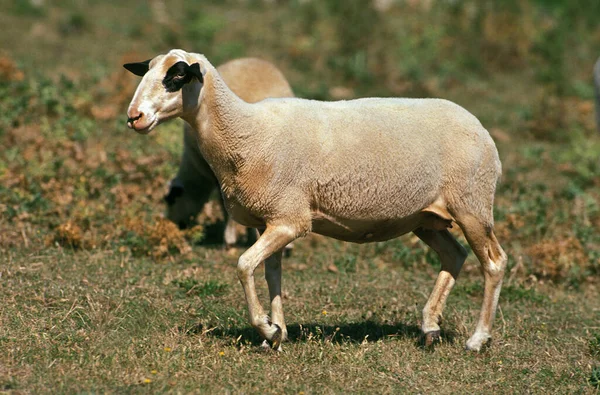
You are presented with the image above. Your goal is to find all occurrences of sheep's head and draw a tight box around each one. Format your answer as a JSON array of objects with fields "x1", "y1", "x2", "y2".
[
  {"x1": 124, "y1": 49, "x2": 205, "y2": 134},
  {"x1": 164, "y1": 181, "x2": 196, "y2": 229}
]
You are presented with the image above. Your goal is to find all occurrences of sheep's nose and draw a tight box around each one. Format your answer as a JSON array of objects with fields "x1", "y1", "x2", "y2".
[{"x1": 127, "y1": 112, "x2": 143, "y2": 129}]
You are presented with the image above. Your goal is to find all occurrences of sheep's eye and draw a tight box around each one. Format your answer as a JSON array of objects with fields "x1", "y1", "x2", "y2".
[{"x1": 162, "y1": 61, "x2": 193, "y2": 92}]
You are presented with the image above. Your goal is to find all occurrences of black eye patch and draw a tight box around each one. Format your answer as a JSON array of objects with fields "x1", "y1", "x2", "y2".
[{"x1": 162, "y1": 61, "x2": 203, "y2": 92}]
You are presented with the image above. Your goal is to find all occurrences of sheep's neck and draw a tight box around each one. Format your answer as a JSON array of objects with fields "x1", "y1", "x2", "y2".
[{"x1": 184, "y1": 69, "x2": 252, "y2": 193}]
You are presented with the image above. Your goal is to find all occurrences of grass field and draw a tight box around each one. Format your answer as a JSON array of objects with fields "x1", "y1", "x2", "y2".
[{"x1": 1, "y1": 0, "x2": 599, "y2": 392}]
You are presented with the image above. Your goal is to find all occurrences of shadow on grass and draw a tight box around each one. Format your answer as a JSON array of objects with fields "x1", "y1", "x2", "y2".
[{"x1": 184, "y1": 320, "x2": 457, "y2": 348}]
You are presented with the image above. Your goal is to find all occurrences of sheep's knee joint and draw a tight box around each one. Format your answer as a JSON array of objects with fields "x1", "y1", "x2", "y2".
[{"x1": 236, "y1": 257, "x2": 254, "y2": 281}]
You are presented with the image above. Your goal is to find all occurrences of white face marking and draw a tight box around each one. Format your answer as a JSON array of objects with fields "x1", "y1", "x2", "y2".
[{"x1": 126, "y1": 50, "x2": 203, "y2": 133}]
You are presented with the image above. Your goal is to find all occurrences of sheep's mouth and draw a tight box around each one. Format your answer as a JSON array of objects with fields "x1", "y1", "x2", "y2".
[
  {"x1": 126, "y1": 113, "x2": 142, "y2": 126},
  {"x1": 128, "y1": 115, "x2": 158, "y2": 134}
]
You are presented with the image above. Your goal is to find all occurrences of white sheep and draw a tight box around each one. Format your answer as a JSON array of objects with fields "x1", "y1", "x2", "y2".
[
  {"x1": 124, "y1": 49, "x2": 507, "y2": 352},
  {"x1": 162, "y1": 58, "x2": 294, "y2": 248}
]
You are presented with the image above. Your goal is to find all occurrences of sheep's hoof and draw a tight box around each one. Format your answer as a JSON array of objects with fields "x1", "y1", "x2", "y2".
[
  {"x1": 424, "y1": 330, "x2": 441, "y2": 347},
  {"x1": 465, "y1": 334, "x2": 492, "y2": 352},
  {"x1": 259, "y1": 324, "x2": 283, "y2": 351},
  {"x1": 260, "y1": 340, "x2": 271, "y2": 350},
  {"x1": 268, "y1": 323, "x2": 283, "y2": 351}
]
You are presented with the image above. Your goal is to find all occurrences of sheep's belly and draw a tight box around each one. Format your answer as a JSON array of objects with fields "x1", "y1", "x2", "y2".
[{"x1": 311, "y1": 212, "x2": 423, "y2": 243}]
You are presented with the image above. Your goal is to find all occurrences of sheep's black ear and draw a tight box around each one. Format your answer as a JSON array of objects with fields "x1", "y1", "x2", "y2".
[
  {"x1": 186, "y1": 63, "x2": 204, "y2": 83},
  {"x1": 123, "y1": 59, "x2": 152, "y2": 76},
  {"x1": 164, "y1": 185, "x2": 184, "y2": 206}
]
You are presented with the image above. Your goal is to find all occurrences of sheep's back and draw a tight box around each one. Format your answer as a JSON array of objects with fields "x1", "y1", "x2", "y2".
[{"x1": 252, "y1": 97, "x2": 499, "y2": 220}]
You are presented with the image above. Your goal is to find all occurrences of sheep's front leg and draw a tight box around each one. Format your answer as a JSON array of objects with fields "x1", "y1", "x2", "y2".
[
  {"x1": 264, "y1": 249, "x2": 287, "y2": 344},
  {"x1": 237, "y1": 225, "x2": 296, "y2": 350}
]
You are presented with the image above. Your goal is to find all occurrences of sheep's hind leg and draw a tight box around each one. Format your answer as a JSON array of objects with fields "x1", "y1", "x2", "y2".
[
  {"x1": 237, "y1": 225, "x2": 297, "y2": 350},
  {"x1": 414, "y1": 228, "x2": 468, "y2": 347},
  {"x1": 455, "y1": 214, "x2": 507, "y2": 351}
]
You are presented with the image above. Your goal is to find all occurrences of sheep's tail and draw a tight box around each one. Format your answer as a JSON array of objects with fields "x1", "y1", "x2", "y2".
[{"x1": 594, "y1": 57, "x2": 600, "y2": 133}]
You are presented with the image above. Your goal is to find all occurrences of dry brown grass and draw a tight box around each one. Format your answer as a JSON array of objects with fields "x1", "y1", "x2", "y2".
[
  {"x1": 0, "y1": 55, "x2": 24, "y2": 82},
  {"x1": 527, "y1": 237, "x2": 588, "y2": 281}
]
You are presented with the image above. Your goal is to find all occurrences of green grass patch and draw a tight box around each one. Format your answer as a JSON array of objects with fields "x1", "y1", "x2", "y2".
[{"x1": 172, "y1": 279, "x2": 229, "y2": 298}]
